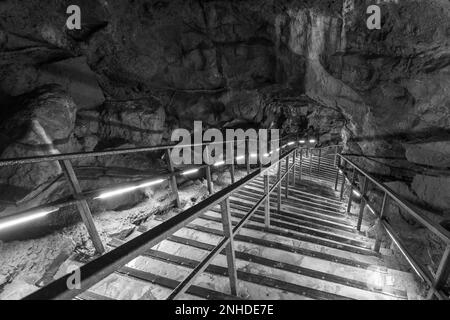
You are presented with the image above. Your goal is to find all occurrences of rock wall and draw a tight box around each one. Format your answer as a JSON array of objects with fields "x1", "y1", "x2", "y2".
[{"x1": 0, "y1": 0, "x2": 449, "y2": 234}]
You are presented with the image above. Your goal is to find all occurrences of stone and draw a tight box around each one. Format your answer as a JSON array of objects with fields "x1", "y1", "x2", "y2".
[
  {"x1": 99, "y1": 99, "x2": 165, "y2": 147},
  {"x1": 0, "y1": 85, "x2": 77, "y2": 190},
  {"x1": 411, "y1": 175, "x2": 450, "y2": 211},
  {"x1": 37, "y1": 57, "x2": 105, "y2": 110},
  {"x1": 404, "y1": 142, "x2": 450, "y2": 168}
]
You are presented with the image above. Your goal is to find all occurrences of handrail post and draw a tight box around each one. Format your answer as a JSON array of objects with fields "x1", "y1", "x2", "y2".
[
  {"x1": 220, "y1": 198, "x2": 238, "y2": 296},
  {"x1": 277, "y1": 160, "x2": 281, "y2": 213},
  {"x1": 428, "y1": 246, "x2": 450, "y2": 299},
  {"x1": 264, "y1": 172, "x2": 270, "y2": 228},
  {"x1": 334, "y1": 145, "x2": 338, "y2": 167},
  {"x1": 374, "y1": 193, "x2": 388, "y2": 252},
  {"x1": 285, "y1": 156, "x2": 289, "y2": 199},
  {"x1": 227, "y1": 140, "x2": 235, "y2": 184},
  {"x1": 165, "y1": 149, "x2": 181, "y2": 208},
  {"x1": 292, "y1": 149, "x2": 297, "y2": 186},
  {"x1": 59, "y1": 159, "x2": 104, "y2": 254},
  {"x1": 339, "y1": 158, "x2": 347, "y2": 200},
  {"x1": 245, "y1": 137, "x2": 250, "y2": 175},
  {"x1": 334, "y1": 156, "x2": 341, "y2": 191},
  {"x1": 318, "y1": 149, "x2": 322, "y2": 174},
  {"x1": 309, "y1": 148, "x2": 312, "y2": 176},
  {"x1": 357, "y1": 176, "x2": 368, "y2": 231},
  {"x1": 299, "y1": 148, "x2": 303, "y2": 181},
  {"x1": 346, "y1": 168, "x2": 356, "y2": 213},
  {"x1": 205, "y1": 146, "x2": 213, "y2": 195}
]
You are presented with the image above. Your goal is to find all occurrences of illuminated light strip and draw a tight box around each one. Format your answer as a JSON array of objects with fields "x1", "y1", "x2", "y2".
[
  {"x1": 0, "y1": 208, "x2": 59, "y2": 231},
  {"x1": 384, "y1": 226, "x2": 424, "y2": 280},
  {"x1": 367, "y1": 204, "x2": 376, "y2": 215},
  {"x1": 339, "y1": 170, "x2": 343, "y2": 174},
  {"x1": 250, "y1": 153, "x2": 257, "y2": 158},
  {"x1": 353, "y1": 190, "x2": 362, "y2": 197},
  {"x1": 263, "y1": 153, "x2": 270, "y2": 157},
  {"x1": 299, "y1": 140, "x2": 306, "y2": 144},
  {"x1": 287, "y1": 142, "x2": 295, "y2": 146},
  {"x1": 276, "y1": 148, "x2": 280, "y2": 152},
  {"x1": 182, "y1": 169, "x2": 199, "y2": 176},
  {"x1": 213, "y1": 161, "x2": 225, "y2": 167},
  {"x1": 236, "y1": 155, "x2": 245, "y2": 161},
  {"x1": 96, "y1": 179, "x2": 164, "y2": 199},
  {"x1": 309, "y1": 139, "x2": 317, "y2": 144}
]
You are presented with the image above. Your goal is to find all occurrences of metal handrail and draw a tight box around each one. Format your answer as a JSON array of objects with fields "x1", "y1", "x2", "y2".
[
  {"x1": 23, "y1": 147, "x2": 297, "y2": 300},
  {"x1": 339, "y1": 154, "x2": 450, "y2": 244},
  {"x1": 337, "y1": 154, "x2": 450, "y2": 300}
]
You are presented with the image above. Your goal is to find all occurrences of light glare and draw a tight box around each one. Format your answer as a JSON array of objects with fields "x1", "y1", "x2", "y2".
[{"x1": 0, "y1": 208, "x2": 58, "y2": 231}]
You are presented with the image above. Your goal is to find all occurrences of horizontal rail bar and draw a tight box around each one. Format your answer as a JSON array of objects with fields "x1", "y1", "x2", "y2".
[{"x1": 0, "y1": 136, "x2": 295, "y2": 167}]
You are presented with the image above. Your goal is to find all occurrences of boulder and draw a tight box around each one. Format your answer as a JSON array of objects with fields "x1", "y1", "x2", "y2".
[
  {"x1": 37, "y1": 57, "x2": 105, "y2": 110},
  {"x1": 99, "y1": 99, "x2": 165, "y2": 147},
  {"x1": 0, "y1": 85, "x2": 77, "y2": 191},
  {"x1": 412, "y1": 175, "x2": 450, "y2": 211},
  {"x1": 404, "y1": 142, "x2": 450, "y2": 168}
]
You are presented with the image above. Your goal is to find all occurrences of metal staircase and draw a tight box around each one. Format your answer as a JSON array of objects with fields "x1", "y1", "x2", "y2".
[{"x1": 67, "y1": 151, "x2": 421, "y2": 300}]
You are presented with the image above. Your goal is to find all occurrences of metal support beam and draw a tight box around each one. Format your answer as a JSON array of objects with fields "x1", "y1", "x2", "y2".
[
  {"x1": 220, "y1": 198, "x2": 238, "y2": 296},
  {"x1": 309, "y1": 148, "x2": 312, "y2": 176},
  {"x1": 59, "y1": 160, "x2": 104, "y2": 254},
  {"x1": 204, "y1": 146, "x2": 213, "y2": 195},
  {"x1": 230, "y1": 163, "x2": 235, "y2": 184},
  {"x1": 356, "y1": 176, "x2": 368, "y2": 231},
  {"x1": 264, "y1": 173, "x2": 270, "y2": 228},
  {"x1": 374, "y1": 193, "x2": 388, "y2": 252},
  {"x1": 285, "y1": 156, "x2": 289, "y2": 199},
  {"x1": 346, "y1": 168, "x2": 356, "y2": 213},
  {"x1": 245, "y1": 138, "x2": 250, "y2": 175},
  {"x1": 299, "y1": 149, "x2": 303, "y2": 181},
  {"x1": 277, "y1": 162, "x2": 281, "y2": 213},
  {"x1": 292, "y1": 149, "x2": 296, "y2": 186},
  {"x1": 318, "y1": 149, "x2": 322, "y2": 174},
  {"x1": 165, "y1": 149, "x2": 181, "y2": 208}
]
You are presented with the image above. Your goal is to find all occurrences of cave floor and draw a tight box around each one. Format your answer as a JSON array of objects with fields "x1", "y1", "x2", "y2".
[{"x1": 74, "y1": 154, "x2": 423, "y2": 300}]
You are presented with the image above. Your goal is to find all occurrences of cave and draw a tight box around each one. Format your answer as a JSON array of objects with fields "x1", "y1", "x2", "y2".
[{"x1": 0, "y1": 0, "x2": 449, "y2": 301}]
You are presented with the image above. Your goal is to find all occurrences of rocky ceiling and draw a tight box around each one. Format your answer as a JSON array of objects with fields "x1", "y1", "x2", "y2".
[{"x1": 0, "y1": 0, "x2": 449, "y2": 217}]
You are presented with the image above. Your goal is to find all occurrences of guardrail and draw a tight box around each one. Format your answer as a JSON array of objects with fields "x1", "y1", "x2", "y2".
[
  {"x1": 0, "y1": 134, "x2": 303, "y2": 253},
  {"x1": 23, "y1": 143, "x2": 299, "y2": 300},
  {"x1": 336, "y1": 154, "x2": 450, "y2": 300}
]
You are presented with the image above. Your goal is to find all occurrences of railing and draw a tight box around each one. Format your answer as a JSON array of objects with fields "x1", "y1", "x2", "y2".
[
  {"x1": 0, "y1": 134, "x2": 299, "y2": 253},
  {"x1": 23, "y1": 142, "x2": 299, "y2": 300},
  {"x1": 336, "y1": 154, "x2": 450, "y2": 300}
]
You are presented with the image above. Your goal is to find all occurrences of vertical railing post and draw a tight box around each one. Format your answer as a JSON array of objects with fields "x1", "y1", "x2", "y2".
[
  {"x1": 340, "y1": 159, "x2": 347, "y2": 201},
  {"x1": 227, "y1": 141, "x2": 235, "y2": 184},
  {"x1": 318, "y1": 148, "x2": 322, "y2": 174},
  {"x1": 309, "y1": 148, "x2": 313, "y2": 176},
  {"x1": 285, "y1": 155, "x2": 289, "y2": 199},
  {"x1": 245, "y1": 137, "x2": 250, "y2": 175},
  {"x1": 264, "y1": 172, "x2": 270, "y2": 228},
  {"x1": 292, "y1": 149, "x2": 297, "y2": 186},
  {"x1": 299, "y1": 148, "x2": 303, "y2": 181},
  {"x1": 205, "y1": 146, "x2": 213, "y2": 195},
  {"x1": 165, "y1": 149, "x2": 181, "y2": 208},
  {"x1": 277, "y1": 160, "x2": 281, "y2": 213},
  {"x1": 428, "y1": 246, "x2": 450, "y2": 299},
  {"x1": 374, "y1": 193, "x2": 388, "y2": 252},
  {"x1": 356, "y1": 176, "x2": 368, "y2": 231},
  {"x1": 334, "y1": 156, "x2": 341, "y2": 191},
  {"x1": 346, "y1": 168, "x2": 356, "y2": 213},
  {"x1": 220, "y1": 198, "x2": 238, "y2": 296},
  {"x1": 59, "y1": 160, "x2": 104, "y2": 254},
  {"x1": 334, "y1": 145, "x2": 338, "y2": 167}
]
